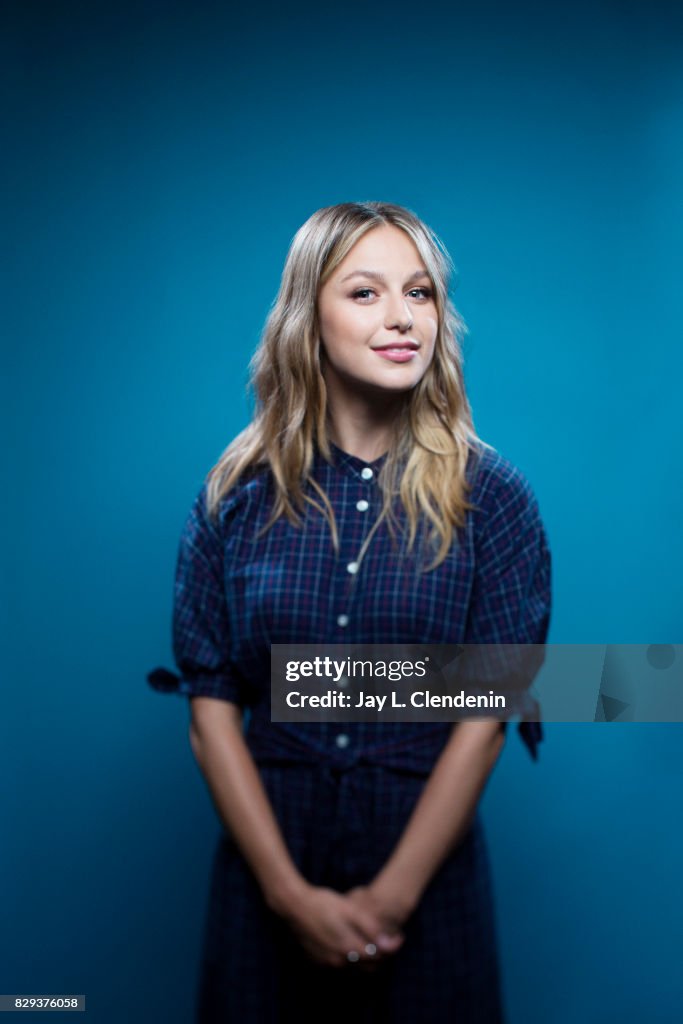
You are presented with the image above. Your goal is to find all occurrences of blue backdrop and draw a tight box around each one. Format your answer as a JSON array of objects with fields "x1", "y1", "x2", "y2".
[{"x1": 4, "y1": 1, "x2": 682, "y2": 1021}]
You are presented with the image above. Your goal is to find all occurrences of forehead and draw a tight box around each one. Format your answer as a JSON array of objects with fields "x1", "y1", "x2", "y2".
[{"x1": 333, "y1": 224, "x2": 426, "y2": 277}]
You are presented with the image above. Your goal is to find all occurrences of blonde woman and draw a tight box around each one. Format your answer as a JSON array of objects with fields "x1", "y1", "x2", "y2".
[{"x1": 148, "y1": 201, "x2": 551, "y2": 1023}]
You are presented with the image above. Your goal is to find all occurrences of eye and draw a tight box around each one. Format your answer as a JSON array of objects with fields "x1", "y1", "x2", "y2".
[{"x1": 351, "y1": 286, "x2": 433, "y2": 302}]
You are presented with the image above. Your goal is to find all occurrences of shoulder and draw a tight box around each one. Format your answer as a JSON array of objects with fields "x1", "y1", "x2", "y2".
[
  {"x1": 465, "y1": 441, "x2": 542, "y2": 533},
  {"x1": 186, "y1": 463, "x2": 274, "y2": 541}
]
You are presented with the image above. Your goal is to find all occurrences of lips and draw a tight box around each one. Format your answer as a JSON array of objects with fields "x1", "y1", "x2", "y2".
[{"x1": 372, "y1": 341, "x2": 419, "y2": 351}]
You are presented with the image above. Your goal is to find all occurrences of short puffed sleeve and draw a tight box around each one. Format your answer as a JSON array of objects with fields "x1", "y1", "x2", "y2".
[
  {"x1": 465, "y1": 454, "x2": 551, "y2": 645},
  {"x1": 146, "y1": 482, "x2": 247, "y2": 706}
]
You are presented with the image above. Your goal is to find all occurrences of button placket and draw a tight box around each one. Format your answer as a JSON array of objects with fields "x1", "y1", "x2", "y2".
[
  {"x1": 326, "y1": 449, "x2": 386, "y2": 756},
  {"x1": 334, "y1": 462, "x2": 380, "y2": 644}
]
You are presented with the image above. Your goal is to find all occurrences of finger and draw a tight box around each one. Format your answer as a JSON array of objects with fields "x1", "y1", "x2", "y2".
[
  {"x1": 344, "y1": 925, "x2": 387, "y2": 965},
  {"x1": 305, "y1": 905, "x2": 368, "y2": 962},
  {"x1": 359, "y1": 940, "x2": 384, "y2": 967},
  {"x1": 355, "y1": 922, "x2": 405, "y2": 959},
  {"x1": 345, "y1": 895, "x2": 406, "y2": 950},
  {"x1": 344, "y1": 933, "x2": 396, "y2": 969},
  {"x1": 353, "y1": 919, "x2": 406, "y2": 961},
  {"x1": 346, "y1": 904, "x2": 389, "y2": 947},
  {"x1": 301, "y1": 940, "x2": 344, "y2": 969},
  {"x1": 376, "y1": 931, "x2": 405, "y2": 953}
]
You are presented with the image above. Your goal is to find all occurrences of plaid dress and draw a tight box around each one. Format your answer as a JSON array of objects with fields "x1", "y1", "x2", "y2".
[{"x1": 147, "y1": 439, "x2": 551, "y2": 1023}]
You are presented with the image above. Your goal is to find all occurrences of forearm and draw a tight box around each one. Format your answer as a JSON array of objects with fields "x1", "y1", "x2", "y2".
[
  {"x1": 188, "y1": 697, "x2": 307, "y2": 916},
  {"x1": 373, "y1": 719, "x2": 505, "y2": 914}
]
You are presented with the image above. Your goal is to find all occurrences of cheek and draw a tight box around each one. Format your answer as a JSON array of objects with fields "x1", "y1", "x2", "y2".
[
  {"x1": 321, "y1": 307, "x2": 373, "y2": 351},
  {"x1": 425, "y1": 315, "x2": 438, "y2": 341},
  {"x1": 420, "y1": 316, "x2": 438, "y2": 355}
]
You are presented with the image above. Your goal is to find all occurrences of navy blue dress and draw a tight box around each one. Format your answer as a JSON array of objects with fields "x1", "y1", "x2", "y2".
[{"x1": 148, "y1": 440, "x2": 551, "y2": 1023}]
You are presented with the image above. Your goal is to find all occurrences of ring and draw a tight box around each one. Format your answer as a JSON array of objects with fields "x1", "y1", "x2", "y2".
[
  {"x1": 346, "y1": 950, "x2": 360, "y2": 963},
  {"x1": 364, "y1": 943, "x2": 377, "y2": 956}
]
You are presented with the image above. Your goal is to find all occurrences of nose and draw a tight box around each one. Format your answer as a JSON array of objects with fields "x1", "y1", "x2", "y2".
[{"x1": 384, "y1": 292, "x2": 414, "y2": 331}]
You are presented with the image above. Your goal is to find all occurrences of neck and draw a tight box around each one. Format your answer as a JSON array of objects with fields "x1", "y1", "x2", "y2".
[{"x1": 325, "y1": 389, "x2": 404, "y2": 463}]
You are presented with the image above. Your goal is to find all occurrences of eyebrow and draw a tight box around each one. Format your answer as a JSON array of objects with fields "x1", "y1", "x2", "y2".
[{"x1": 339, "y1": 269, "x2": 431, "y2": 285}]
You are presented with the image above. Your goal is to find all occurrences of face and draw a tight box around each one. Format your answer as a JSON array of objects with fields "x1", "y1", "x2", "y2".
[{"x1": 317, "y1": 224, "x2": 438, "y2": 402}]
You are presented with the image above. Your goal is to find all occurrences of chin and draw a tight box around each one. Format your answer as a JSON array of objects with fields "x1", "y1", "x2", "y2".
[{"x1": 364, "y1": 372, "x2": 423, "y2": 394}]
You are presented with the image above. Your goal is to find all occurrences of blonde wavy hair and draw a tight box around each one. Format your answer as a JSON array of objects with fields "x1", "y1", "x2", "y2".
[{"x1": 205, "y1": 201, "x2": 483, "y2": 570}]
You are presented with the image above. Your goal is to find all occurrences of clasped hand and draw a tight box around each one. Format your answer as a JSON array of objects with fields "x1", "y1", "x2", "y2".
[{"x1": 283, "y1": 880, "x2": 414, "y2": 969}]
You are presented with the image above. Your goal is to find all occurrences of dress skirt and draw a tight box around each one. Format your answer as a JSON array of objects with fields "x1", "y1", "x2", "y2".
[{"x1": 195, "y1": 761, "x2": 504, "y2": 1023}]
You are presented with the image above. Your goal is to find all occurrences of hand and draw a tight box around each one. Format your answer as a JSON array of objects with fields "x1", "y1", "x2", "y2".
[
  {"x1": 344, "y1": 880, "x2": 413, "y2": 970},
  {"x1": 279, "y1": 883, "x2": 404, "y2": 969}
]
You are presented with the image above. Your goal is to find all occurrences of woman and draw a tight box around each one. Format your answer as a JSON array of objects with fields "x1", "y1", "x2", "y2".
[{"x1": 148, "y1": 201, "x2": 551, "y2": 1023}]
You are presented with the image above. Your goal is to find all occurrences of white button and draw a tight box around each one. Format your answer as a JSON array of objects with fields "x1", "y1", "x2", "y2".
[
  {"x1": 356, "y1": 499, "x2": 369, "y2": 512},
  {"x1": 335, "y1": 734, "x2": 350, "y2": 748},
  {"x1": 347, "y1": 562, "x2": 359, "y2": 575},
  {"x1": 337, "y1": 614, "x2": 349, "y2": 627},
  {"x1": 361, "y1": 467, "x2": 374, "y2": 480}
]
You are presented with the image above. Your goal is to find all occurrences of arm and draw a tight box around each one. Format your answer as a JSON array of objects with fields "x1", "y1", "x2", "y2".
[
  {"x1": 351, "y1": 455, "x2": 550, "y2": 929},
  {"x1": 348, "y1": 719, "x2": 505, "y2": 925},
  {"x1": 189, "y1": 696, "x2": 405, "y2": 967},
  {"x1": 169, "y1": 488, "x2": 402, "y2": 967},
  {"x1": 188, "y1": 696, "x2": 304, "y2": 914}
]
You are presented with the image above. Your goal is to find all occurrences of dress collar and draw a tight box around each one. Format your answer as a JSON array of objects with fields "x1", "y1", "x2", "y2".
[{"x1": 323, "y1": 439, "x2": 389, "y2": 480}]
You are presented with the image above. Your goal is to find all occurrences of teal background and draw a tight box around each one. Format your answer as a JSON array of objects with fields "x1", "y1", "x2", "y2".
[{"x1": 3, "y1": 1, "x2": 683, "y2": 1020}]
